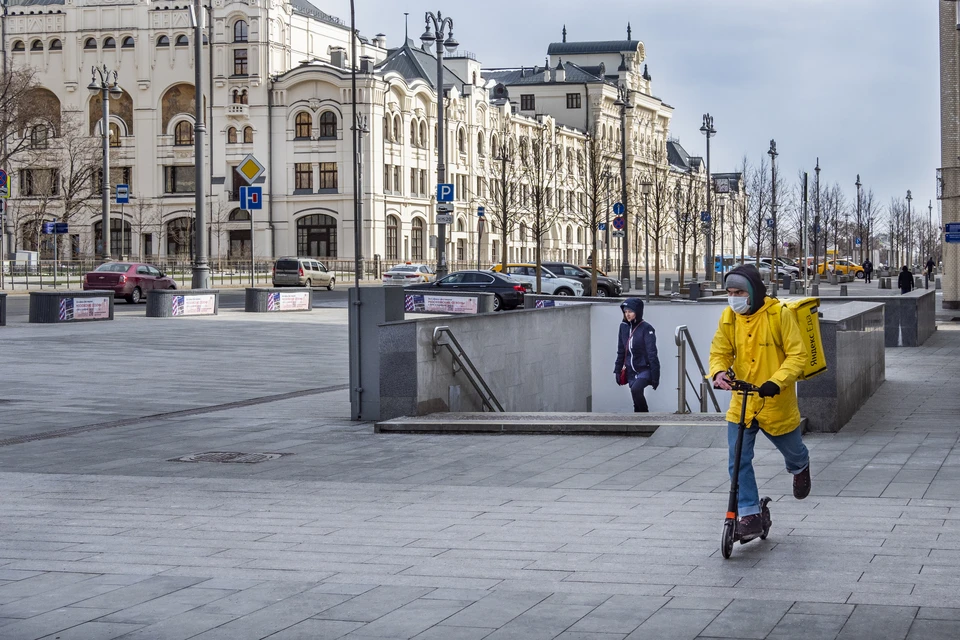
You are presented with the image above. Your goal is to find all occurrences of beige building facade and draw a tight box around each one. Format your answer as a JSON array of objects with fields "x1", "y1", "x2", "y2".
[{"x1": 940, "y1": 0, "x2": 959, "y2": 309}]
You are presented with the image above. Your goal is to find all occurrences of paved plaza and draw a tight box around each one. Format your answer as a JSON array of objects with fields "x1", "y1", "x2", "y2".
[{"x1": 0, "y1": 300, "x2": 959, "y2": 639}]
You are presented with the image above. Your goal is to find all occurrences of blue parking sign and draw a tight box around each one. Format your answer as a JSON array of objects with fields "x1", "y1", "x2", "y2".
[{"x1": 437, "y1": 183, "x2": 454, "y2": 202}]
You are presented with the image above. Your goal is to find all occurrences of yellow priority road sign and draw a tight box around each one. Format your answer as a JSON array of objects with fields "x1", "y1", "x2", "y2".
[{"x1": 237, "y1": 154, "x2": 265, "y2": 184}]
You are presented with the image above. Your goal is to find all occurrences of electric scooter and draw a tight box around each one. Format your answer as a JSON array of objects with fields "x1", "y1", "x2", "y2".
[{"x1": 721, "y1": 369, "x2": 772, "y2": 559}]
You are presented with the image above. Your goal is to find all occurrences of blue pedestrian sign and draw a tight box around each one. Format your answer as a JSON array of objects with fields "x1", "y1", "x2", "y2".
[
  {"x1": 477, "y1": 206, "x2": 485, "y2": 217},
  {"x1": 613, "y1": 202, "x2": 625, "y2": 215},
  {"x1": 437, "y1": 183, "x2": 454, "y2": 202},
  {"x1": 239, "y1": 185, "x2": 263, "y2": 210},
  {"x1": 700, "y1": 211, "x2": 711, "y2": 223},
  {"x1": 855, "y1": 237, "x2": 862, "y2": 247},
  {"x1": 598, "y1": 222, "x2": 607, "y2": 231},
  {"x1": 116, "y1": 184, "x2": 129, "y2": 204},
  {"x1": 41, "y1": 222, "x2": 68, "y2": 234},
  {"x1": 767, "y1": 218, "x2": 775, "y2": 229},
  {"x1": 612, "y1": 216, "x2": 625, "y2": 231}
]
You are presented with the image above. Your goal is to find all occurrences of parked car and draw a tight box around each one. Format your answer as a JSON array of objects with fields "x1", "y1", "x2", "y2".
[
  {"x1": 82, "y1": 262, "x2": 176, "y2": 303},
  {"x1": 382, "y1": 262, "x2": 435, "y2": 285},
  {"x1": 759, "y1": 258, "x2": 801, "y2": 278},
  {"x1": 543, "y1": 261, "x2": 622, "y2": 296},
  {"x1": 817, "y1": 259, "x2": 865, "y2": 279},
  {"x1": 272, "y1": 257, "x2": 336, "y2": 289},
  {"x1": 408, "y1": 270, "x2": 526, "y2": 311},
  {"x1": 490, "y1": 263, "x2": 584, "y2": 296}
]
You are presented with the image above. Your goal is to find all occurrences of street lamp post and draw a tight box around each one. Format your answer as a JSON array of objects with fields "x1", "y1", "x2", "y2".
[
  {"x1": 602, "y1": 169, "x2": 611, "y2": 272},
  {"x1": 814, "y1": 158, "x2": 821, "y2": 279},
  {"x1": 190, "y1": 0, "x2": 209, "y2": 289},
  {"x1": 421, "y1": 11, "x2": 458, "y2": 279},
  {"x1": 614, "y1": 84, "x2": 632, "y2": 292},
  {"x1": 767, "y1": 140, "x2": 779, "y2": 295},
  {"x1": 718, "y1": 197, "x2": 725, "y2": 277},
  {"x1": 642, "y1": 181, "x2": 651, "y2": 302},
  {"x1": 906, "y1": 189, "x2": 913, "y2": 268},
  {"x1": 700, "y1": 114, "x2": 716, "y2": 281},
  {"x1": 855, "y1": 174, "x2": 862, "y2": 264},
  {"x1": 88, "y1": 65, "x2": 122, "y2": 262}
]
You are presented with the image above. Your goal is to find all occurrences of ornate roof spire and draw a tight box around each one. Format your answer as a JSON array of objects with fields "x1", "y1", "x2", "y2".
[
  {"x1": 562, "y1": 25, "x2": 567, "y2": 43},
  {"x1": 627, "y1": 22, "x2": 632, "y2": 40}
]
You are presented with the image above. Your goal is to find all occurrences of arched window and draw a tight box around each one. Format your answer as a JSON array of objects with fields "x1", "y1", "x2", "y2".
[
  {"x1": 296, "y1": 214, "x2": 338, "y2": 257},
  {"x1": 318, "y1": 111, "x2": 337, "y2": 139},
  {"x1": 233, "y1": 20, "x2": 248, "y2": 43},
  {"x1": 30, "y1": 125, "x2": 49, "y2": 149},
  {"x1": 165, "y1": 217, "x2": 195, "y2": 258},
  {"x1": 458, "y1": 128, "x2": 466, "y2": 154},
  {"x1": 175, "y1": 35, "x2": 189, "y2": 47},
  {"x1": 109, "y1": 123, "x2": 121, "y2": 147},
  {"x1": 228, "y1": 208, "x2": 250, "y2": 221},
  {"x1": 418, "y1": 120, "x2": 427, "y2": 148},
  {"x1": 566, "y1": 226, "x2": 572, "y2": 243},
  {"x1": 227, "y1": 127, "x2": 237, "y2": 144},
  {"x1": 411, "y1": 218, "x2": 425, "y2": 260},
  {"x1": 385, "y1": 215, "x2": 399, "y2": 261},
  {"x1": 410, "y1": 120, "x2": 419, "y2": 147},
  {"x1": 243, "y1": 126, "x2": 253, "y2": 143},
  {"x1": 294, "y1": 112, "x2": 312, "y2": 139},
  {"x1": 31, "y1": 40, "x2": 43, "y2": 51},
  {"x1": 477, "y1": 132, "x2": 485, "y2": 156},
  {"x1": 457, "y1": 218, "x2": 466, "y2": 233},
  {"x1": 576, "y1": 228, "x2": 583, "y2": 243},
  {"x1": 49, "y1": 39, "x2": 62, "y2": 51},
  {"x1": 231, "y1": 89, "x2": 248, "y2": 105},
  {"x1": 491, "y1": 135, "x2": 500, "y2": 158},
  {"x1": 157, "y1": 35, "x2": 170, "y2": 47},
  {"x1": 174, "y1": 121, "x2": 193, "y2": 146},
  {"x1": 103, "y1": 37, "x2": 116, "y2": 49},
  {"x1": 12, "y1": 41, "x2": 24, "y2": 52},
  {"x1": 84, "y1": 38, "x2": 97, "y2": 50},
  {"x1": 383, "y1": 115, "x2": 390, "y2": 141},
  {"x1": 121, "y1": 36, "x2": 134, "y2": 48},
  {"x1": 94, "y1": 219, "x2": 132, "y2": 260}
]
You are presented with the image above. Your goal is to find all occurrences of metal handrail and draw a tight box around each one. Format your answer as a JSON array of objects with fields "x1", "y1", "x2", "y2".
[
  {"x1": 432, "y1": 326, "x2": 504, "y2": 412},
  {"x1": 674, "y1": 325, "x2": 722, "y2": 414}
]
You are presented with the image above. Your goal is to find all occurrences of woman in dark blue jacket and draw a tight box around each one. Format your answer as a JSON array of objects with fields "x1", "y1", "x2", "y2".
[{"x1": 614, "y1": 298, "x2": 660, "y2": 412}]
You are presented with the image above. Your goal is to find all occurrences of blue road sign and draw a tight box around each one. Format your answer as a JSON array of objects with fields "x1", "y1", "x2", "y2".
[
  {"x1": 41, "y1": 222, "x2": 68, "y2": 234},
  {"x1": 700, "y1": 211, "x2": 711, "y2": 223},
  {"x1": 0, "y1": 169, "x2": 7, "y2": 186},
  {"x1": 116, "y1": 184, "x2": 129, "y2": 204},
  {"x1": 239, "y1": 186, "x2": 263, "y2": 210},
  {"x1": 477, "y1": 206, "x2": 485, "y2": 217},
  {"x1": 613, "y1": 202, "x2": 625, "y2": 215},
  {"x1": 767, "y1": 218, "x2": 775, "y2": 228},
  {"x1": 612, "y1": 216, "x2": 625, "y2": 231},
  {"x1": 946, "y1": 232, "x2": 960, "y2": 243},
  {"x1": 598, "y1": 222, "x2": 607, "y2": 231},
  {"x1": 437, "y1": 183, "x2": 454, "y2": 202},
  {"x1": 855, "y1": 237, "x2": 862, "y2": 247},
  {"x1": 946, "y1": 222, "x2": 960, "y2": 234},
  {"x1": 41, "y1": 222, "x2": 54, "y2": 234}
]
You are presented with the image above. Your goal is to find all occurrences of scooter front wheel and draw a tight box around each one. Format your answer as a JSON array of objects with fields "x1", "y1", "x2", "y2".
[{"x1": 721, "y1": 519, "x2": 736, "y2": 559}]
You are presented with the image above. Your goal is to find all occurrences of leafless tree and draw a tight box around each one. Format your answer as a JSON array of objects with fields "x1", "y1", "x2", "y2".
[
  {"x1": 522, "y1": 123, "x2": 560, "y2": 293},
  {"x1": 731, "y1": 157, "x2": 751, "y2": 265},
  {"x1": 642, "y1": 148, "x2": 673, "y2": 296},
  {"x1": 0, "y1": 67, "x2": 47, "y2": 168},
  {"x1": 128, "y1": 195, "x2": 158, "y2": 262},
  {"x1": 749, "y1": 155, "x2": 771, "y2": 262},
  {"x1": 480, "y1": 128, "x2": 523, "y2": 273},
  {"x1": 569, "y1": 131, "x2": 614, "y2": 295}
]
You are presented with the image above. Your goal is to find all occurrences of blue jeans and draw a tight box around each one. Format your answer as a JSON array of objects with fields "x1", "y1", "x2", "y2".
[{"x1": 727, "y1": 421, "x2": 809, "y2": 517}]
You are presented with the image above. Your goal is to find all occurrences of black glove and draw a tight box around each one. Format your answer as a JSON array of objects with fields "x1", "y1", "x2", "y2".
[
  {"x1": 652, "y1": 380, "x2": 659, "y2": 391},
  {"x1": 758, "y1": 381, "x2": 781, "y2": 398}
]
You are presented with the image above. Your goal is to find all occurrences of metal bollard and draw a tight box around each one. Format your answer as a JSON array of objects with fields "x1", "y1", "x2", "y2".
[
  {"x1": 840, "y1": 284, "x2": 848, "y2": 296},
  {"x1": 811, "y1": 284, "x2": 820, "y2": 296},
  {"x1": 700, "y1": 379, "x2": 710, "y2": 413}
]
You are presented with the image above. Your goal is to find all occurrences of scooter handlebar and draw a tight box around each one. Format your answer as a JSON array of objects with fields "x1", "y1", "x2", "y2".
[{"x1": 725, "y1": 369, "x2": 760, "y2": 394}]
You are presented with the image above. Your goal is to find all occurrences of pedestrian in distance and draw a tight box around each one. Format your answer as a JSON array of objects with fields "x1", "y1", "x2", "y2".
[
  {"x1": 926, "y1": 257, "x2": 935, "y2": 284},
  {"x1": 898, "y1": 265, "x2": 914, "y2": 295},
  {"x1": 614, "y1": 298, "x2": 660, "y2": 413},
  {"x1": 709, "y1": 264, "x2": 811, "y2": 541},
  {"x1": 862, "y1": 258, "x2": 873, "y2": 284}
]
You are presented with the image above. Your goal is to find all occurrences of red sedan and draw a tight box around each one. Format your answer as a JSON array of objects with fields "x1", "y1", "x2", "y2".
[{"x1": 82, "y1": 262, "x2": 177, "y2": 303}]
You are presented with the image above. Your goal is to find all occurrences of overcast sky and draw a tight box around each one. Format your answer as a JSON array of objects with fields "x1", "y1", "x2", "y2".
[{"x1": 327, "y1": 0, "x2": 940, "y2": 220}]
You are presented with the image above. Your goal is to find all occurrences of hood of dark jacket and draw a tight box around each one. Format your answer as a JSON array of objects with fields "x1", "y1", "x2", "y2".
[
  {"x1": 620, "y1": 297, "x2": 643, "y2": 323},
  {"x1": 724, "y1": 264, "x2": 767, "y2": 315}
]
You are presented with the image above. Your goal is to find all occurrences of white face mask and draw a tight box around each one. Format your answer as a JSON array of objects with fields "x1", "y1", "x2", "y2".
[{"x1": 728, "y1": 296, "x2": 750, "y2": 315}]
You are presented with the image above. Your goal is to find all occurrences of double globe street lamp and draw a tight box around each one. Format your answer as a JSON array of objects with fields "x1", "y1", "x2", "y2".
[{"x1": 88, "y1": 65, "x2": 122, "y2": 262}]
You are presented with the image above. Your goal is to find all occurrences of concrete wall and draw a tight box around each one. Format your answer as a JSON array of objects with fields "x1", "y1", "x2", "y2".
[
  {"x1": 798, "y1": 302, "x2": 886, "y2": 433},
  {"x1": 821, "y1": 290, "x2": 936, "y2": 347},
  {"x1": 378, "y1": 305, "x2": 592, "y2": 420},
  {"x1": 590, "y1": 302, "x2": 730, "y2": 414}
]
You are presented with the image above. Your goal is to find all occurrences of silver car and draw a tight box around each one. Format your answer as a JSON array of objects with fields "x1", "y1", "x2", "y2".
[{"x1": 272, "y1": 257, "x2": 335, "y2": 289}]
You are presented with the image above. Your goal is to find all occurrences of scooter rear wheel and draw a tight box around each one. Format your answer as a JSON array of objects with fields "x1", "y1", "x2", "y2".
[
  {"x1": 721, "y1": 519, "x2": 736, "y2": 559},
  {"x1": 759, "y1": 497, "x2": 772, "y2": 540}
]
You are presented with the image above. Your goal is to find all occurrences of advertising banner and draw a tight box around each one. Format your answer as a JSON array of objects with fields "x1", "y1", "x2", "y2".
[
  {"x1": 59, "y1": 297, "x2": 110, "y2": 321},
  {"x1": 267, "y1": 291, "x2": 310, "y2": 311},
  {"x1": 172, "y1": 294, "x2": 216, "y2": 316},
  {"x1": 405, "y1": 294, "x2": 479, "y2": 314}
]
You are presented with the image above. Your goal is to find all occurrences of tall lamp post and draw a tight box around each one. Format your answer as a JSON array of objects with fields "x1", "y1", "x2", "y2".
[
  {"x1": 855, "y1": 175, "x2": 862, "y2": 264},
  {"x1": 700, "y1": 113, "x2": 716, "y2": 281},
  {"x1": 641, "y1": 180, "x2": 651, "y2": 301},
  {"x1": 421, "y1": 11, "x2": 458, "y2": 278},
  {"x1": 906, "y1": 189, "x2": 913, "y2": 268},
  {"x1": 88, "y1": 65, "x2": 122, "y2": 262},
  {"x1": 188, "y1": 0, "x2": 209, "y2": 288},
  {"x1": 614, "y1": 84, "x2": 632, "y2": 292},
  {"x1": 767, "y1": 140, "x2": 779, "y2": 295}
]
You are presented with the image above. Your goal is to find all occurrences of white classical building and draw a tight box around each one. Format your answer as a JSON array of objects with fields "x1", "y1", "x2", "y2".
[{"x1": 2, "y1": 0, "x2": 742, "y2": 276}]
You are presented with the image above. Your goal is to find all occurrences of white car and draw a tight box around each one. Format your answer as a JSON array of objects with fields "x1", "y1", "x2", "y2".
[
  {"x1": 383, "y1": 263, "x2": 435, "y2": 285},
  {"x1": 758, "y1": 258, "x2": 800, "y2": 278},
  {"x1": 494, "y1": 265, "x2": 584, "y2": 296}
]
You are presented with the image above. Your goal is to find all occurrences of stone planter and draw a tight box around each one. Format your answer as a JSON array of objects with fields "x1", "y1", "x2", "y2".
[
  {"x1": 245, "y1": 287, "x2": 313, "y2": 313},
  {"x1": 29, "y1": 291, "x2": 114, "y2": 323},
  {"x1": 146, "y1": 289, "x2": 219, "y2": 318}
]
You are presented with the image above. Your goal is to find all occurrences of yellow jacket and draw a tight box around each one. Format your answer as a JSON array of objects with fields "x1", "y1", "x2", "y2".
[{"x1": 708, "y1": 298, "x2": 806, "y2": 436}]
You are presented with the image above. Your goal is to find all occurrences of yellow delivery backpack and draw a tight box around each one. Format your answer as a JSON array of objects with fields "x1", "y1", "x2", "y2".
[{"x1": 767, "y1": 297, "x2": 827, "y2": 380}]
